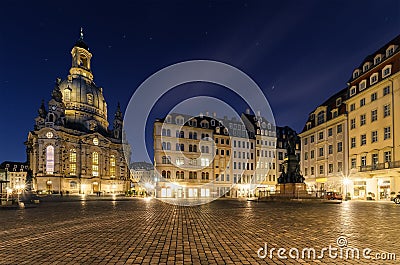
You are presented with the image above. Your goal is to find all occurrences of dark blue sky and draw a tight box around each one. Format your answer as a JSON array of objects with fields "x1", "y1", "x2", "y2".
[{"x1": 0, "y1": 0, "x2": 399, "y2": 163}]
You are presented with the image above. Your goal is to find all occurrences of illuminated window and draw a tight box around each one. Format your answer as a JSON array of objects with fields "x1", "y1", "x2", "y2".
[
  {"x1": 46, "y1": 145, "x2": 54, "y2": 174},
  {"x1": 93, "y1": 138, "x2": 99, "y2": 146},
  {"x1": 69, "y1": 149, "x2": 77, "y2": 175},
  {"x1": 64, "y1": 89, "x2": 71, "y2": 101},
  {"x1": 110, "y1": 155, "x2": 116, "y2": 177},
  {"x1": 46, "y1": 131, "x2": 54, "y2": 139},
  {"x1": 92, "y1": 152, "x2": 99, "y2": 177}
]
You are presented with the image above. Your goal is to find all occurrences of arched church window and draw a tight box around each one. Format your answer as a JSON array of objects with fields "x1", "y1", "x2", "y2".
[
  {"x1": 69, "y1": 149, "x2": 77, "y2": 175},
  {"x1": 110, "y1": 155, "x2": 116, "y2": 178},
  {"x1": 92, "y1": 152, "x2": 99, "y2": 177},
  {"x1": 46, "y1": 145, "x2": 54, "y2": 175},
  {"x1": 64, "y1": 89, "x2": 71, "y2": 102}
]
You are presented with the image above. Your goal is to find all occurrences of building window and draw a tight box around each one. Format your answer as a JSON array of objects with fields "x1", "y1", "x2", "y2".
[
  {"x1": 371, "y1": 92, "x2": 377, "y2": 102},
  {"x1": 317, "y1": 111, "x2": 325, "y2": 125},
  {"x1": 374, "y1": 55, "x2": 381, "y2": 64},
  {"x1": 310, "y1": 150, "x2": 315, "y2": 159},
  {"x1": 319, "y1": 147, "x2": 324, "y2": 157},
  {"x1": 328, "y1": 164, "x2": 333, "y2": 173},
  {"x1": 338, "y1": 162, "x2": 342, "y2": 172},
  {"x1": 351, "y1": 137, "x2": 356, "y2": 148},
  {"x1": 318, "y1": 132, "x2": 324, "y2": 140},
  {"x1": 110, "y1": 155, "x2": 116, "y2": 177},
  {"x1": 64, "y1": 89, "x2": 71, "y2": 101},
  {"x1": 336, "y1": 98, "x2": 342, "y2": 107},
  {"x1": 361, "y1": 156, "x2": 367, "y2": 167},
  {"x1": 384, "y1": 127, "x2": 391, "y2": 140},
  {"x1": 310, "y1": 136, "x2": 314, "y2": 143},
  {"x1": 350, "y1": 103, "x2": 356, "y2": 111},
  {"x1": 311, "y1": 167, "x2": 314, "y2": 175},
  {"x1": 304, "y1": 138, "x2": 308, "y2": 145},
  {"x1": 361, "y1": 134, "x2": 366, "y2": 146},
  {"x1": 337, "y1": 124, "x2": 342, "y2": 133},
  {"x1": 304, "y1": 152, "x2": 308, "y2": 160},
  {"x1": 189, "y1": 172, "x2": 197, "y2": 179},
  {"x1": 337, "y1": 142, "x2": 343, "y2": 152},
  {"x1": 382, "y1": 65, "x2": 392, "y2": 77},
  {"x1": 328, "y1": 145, "x2": 333, "y2": 155},
  {"x1": 353, "y1": 70, "x2": 359, "y2": 79},
  {"x1": 304, "y1": 168, "x2": 308, "y2": 176},
  {"x1": 319, "y1": 165, "x2": 324, "y2": 175},
  {"x1": 372, "y1": 154, "x2": 379, "y2": 165},
  {"x1": 69, "y1": 149, "x2": 77, "y2": 175},
  {"x1": 363, "y1": 63, "x2": 369, "y2": 72},
  {"x1": 383, "y1": 86, "x2": 390, "y2": 96},
  {"x1": 93, "y1": 138, "x2": 99, "y2": 146},
  {"x1": 360, "y1": 114, "x2": 366, "y2": 126},
  {"x1": 360, "y1": 98, "x2": 365, "y2": 107},
  {"x1": 92, "y1": 152, "x2": 99, "y2": 177},
  {"x1": 383, "y1": 104, "x2": 391, "y2": 117},
  {"x1": 371, "y1": 131, "x2": 378, "y2": 143},
  {"x1": 351, "y1": 158, "x2": 356, "y2": 169},
  {"x1": 359, "y1": 80, "x2": 366, "y2": 91},
  {"x1": 350, "y1": 118, "x2": 356, "y2": 129},
  {"x1": 370, "y1": 109, "x2": 377, "y2": 122},
  {"x1": 384, "y1": 151, "x2": 392, "y2": 163},
  {"x1": 162, "y1": 156, "x2": 171, "y2": 164},
  {"x1": 328, "y1": 128, "x2": 332, "y2": 137},
  {"x1": 370, "y1": 74, "x2": 378, "y2": 85},
  {"x1": 46, "y1": 145, "x2": 54, "y2": 174},
  {"x1": 350, "y1": 87, "x2": 356, "y2": 96},
  {"x1": 386, "y1": 46, "x2": 394, "y2": 56}
]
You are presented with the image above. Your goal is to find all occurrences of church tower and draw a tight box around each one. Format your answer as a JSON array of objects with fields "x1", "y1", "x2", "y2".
[{"x1": 25, "y1": 30, "x2": 129, "y2": 195}]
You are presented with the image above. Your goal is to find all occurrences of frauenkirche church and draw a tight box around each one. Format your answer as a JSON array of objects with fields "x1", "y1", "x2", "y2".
[{"x1": 25, "y1": 31, "x2": 130, "y2": 194}]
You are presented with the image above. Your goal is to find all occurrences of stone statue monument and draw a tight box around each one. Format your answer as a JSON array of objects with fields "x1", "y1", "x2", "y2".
[{"x1": 276, "y1": 135, "x2": 307, "y2": 197}]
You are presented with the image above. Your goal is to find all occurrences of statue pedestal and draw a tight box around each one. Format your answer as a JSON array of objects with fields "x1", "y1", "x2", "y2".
[{"x1": 276, "y1": 183, "x2": 308, "y2": 198}]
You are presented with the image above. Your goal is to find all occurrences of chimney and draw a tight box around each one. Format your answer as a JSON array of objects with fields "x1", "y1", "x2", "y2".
[
  {"x1": 213, "y1": 112, "x2": 216, "y2": 118},
  {"x1": 206, "y1": 111, "x2": 209, "y2": 116},
  {"x1": 199, "y1": 112, "x2": 203, "y2": 118}
]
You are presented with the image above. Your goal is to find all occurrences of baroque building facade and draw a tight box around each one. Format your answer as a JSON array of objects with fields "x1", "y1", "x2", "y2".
[
  {"x1": 25, "y1": 32, "x2": 130, "y2": 195},
  {"x1": 153, "y1": 111, "x2": 283, "y2": 199},
  {"x1": 299, "y1": 34, "x2": 400, "y2": 200}
]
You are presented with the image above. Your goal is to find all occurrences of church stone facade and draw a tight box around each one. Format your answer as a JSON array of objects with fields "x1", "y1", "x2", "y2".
[{"x1": 25, "y1": 32, "x2": 130, "y2": 194}]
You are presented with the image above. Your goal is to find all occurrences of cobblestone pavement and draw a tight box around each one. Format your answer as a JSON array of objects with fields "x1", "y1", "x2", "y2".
[{"x1": 0, "y1": 199, "x2": 399, "y2": 264}]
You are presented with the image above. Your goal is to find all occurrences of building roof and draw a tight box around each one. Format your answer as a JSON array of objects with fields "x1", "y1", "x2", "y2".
[
  {"x1": 348, "y1": 34, "x2": 400, "y2": 82},
  {"x1": 0, "y1": 161, "x2": 29, "y2": 171},
  {"x1": 301, "y1": 87, "x2": 347, "y2": 133}
]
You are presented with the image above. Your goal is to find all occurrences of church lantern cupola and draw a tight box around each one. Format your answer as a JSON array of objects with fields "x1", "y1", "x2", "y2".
[{"x1": 70, "y1": 28, "x2": 93, "y2": 81}]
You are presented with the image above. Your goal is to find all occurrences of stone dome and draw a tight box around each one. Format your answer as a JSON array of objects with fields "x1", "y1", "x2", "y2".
[{"x1": 60, "y1": 75, "x2": 109, "y2": 130}]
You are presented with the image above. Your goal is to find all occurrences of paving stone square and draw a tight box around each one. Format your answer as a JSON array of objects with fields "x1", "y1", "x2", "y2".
[{"x1": 0, "y1": 199, "x2": 399, "y2": 264}]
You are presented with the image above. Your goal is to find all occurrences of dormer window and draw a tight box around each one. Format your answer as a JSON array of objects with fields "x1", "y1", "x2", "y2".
[
  {"x1": 374, "y1": 54, "x2": 382, "y2": 64},
  {"x1": 332, "y1": 109, "x2": 338, "y2": 118},
  {"x1": 310, "y1": 113, "x2": 315, "y2": 120},
  {"x1": 386, "y1": 45, "x2": 395, "y2": 57},
  {"x1": 363, "y1": 63, "x2": 370, "y2": 72},
  {"x1": 317, "y1": 111, "x2": 325, "y2": 125},
  {"x1": 166, "y1": 116, "x2": 172, "y2": 123},
  {"x1": 175, "y1": 116, "x2": 184, "y2": 125},
  {"x1": 359, "y1": 80, "x2": 367, "y2": 91},
  {"x1": 336, "y1": 98, "x2": 342, "y2": 107},
  {"x1": 370, "y1": 73, "x2": 378, "y2": 85},
  {"x1": 382, "y1": 65, "x2": 392, "y2": 78},
  {"x1": 353, "y1": 69, "x2": 360, "y2": 79},
  {"x1": 350, "y1": 86, "x2": 357, "y2": 96}
]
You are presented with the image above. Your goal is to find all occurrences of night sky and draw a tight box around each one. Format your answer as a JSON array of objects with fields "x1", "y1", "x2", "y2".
[{"x1": 0, "y1": 0, "x2": 399, "y2": 163}]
